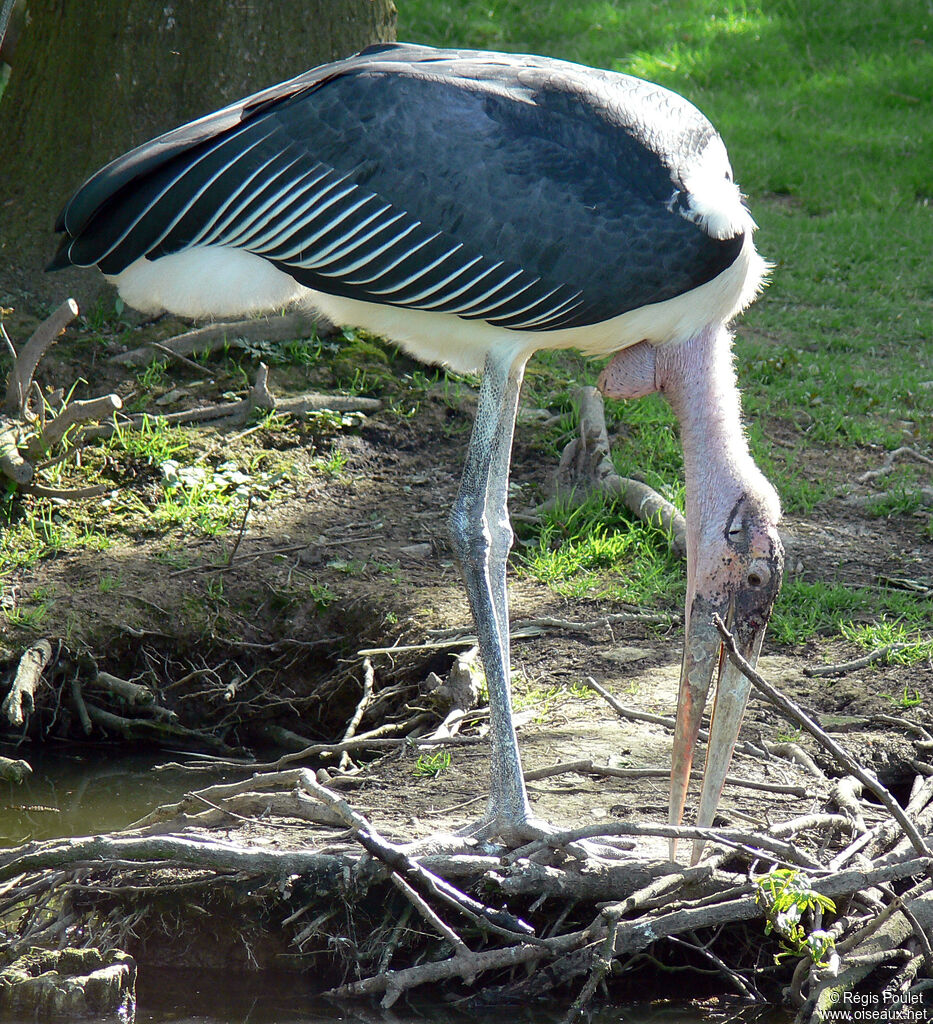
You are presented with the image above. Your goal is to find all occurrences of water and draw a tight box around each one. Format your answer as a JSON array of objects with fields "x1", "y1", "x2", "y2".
[
  {"x1": 134, "y1": 968, "x2": 792, "y2": 1023},
  {"x1": 0, "y1": 747, "x2": 235, "y2": 845}
]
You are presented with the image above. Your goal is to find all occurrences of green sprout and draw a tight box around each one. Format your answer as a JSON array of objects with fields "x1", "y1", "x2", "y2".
[
  {"x1": 755, "y1": 868, "x2": 837, "y2": 967},
  {"x1": 414, "y1": 750, "x2": 451, "y2": 779}
]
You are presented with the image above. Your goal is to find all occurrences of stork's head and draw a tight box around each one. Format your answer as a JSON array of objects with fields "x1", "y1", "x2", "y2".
[{"x1": 599, "y1": 328, "x2": 784, "y2": 862}]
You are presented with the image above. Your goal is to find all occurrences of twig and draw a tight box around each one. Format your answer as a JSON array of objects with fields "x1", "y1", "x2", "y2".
[
  {"x1": 146, "y1": 340, "x2": 210, "y2": 374},
  {"x1": 513, "y1": 611, "x2": 677, "y2": 630},
  {"x1": 713, "y1": 615, "x2": 932, "y2": 860},
  {"x1": 226, "y1": 492, "x2": 253, "y2": 566},
  {"x1": 19, "y1": 482, "x2": 112, "y2": 499},
  {"x1": 587, "y1": 763, "x2": 809, "y2": 798},
  {"x1": 804, "y1": 644, "x2": 917, "y2": 677},
  {"x1": 584, "y1": 675, "x2": 687, "y2": 731},
  {"x1": 584, "y1": 676, "x2": 769, "y2": 764},
  {"x1": 425, "y1": 608, "x2": 678, "y2": 638},
  {"x1": 857, "y1": 446, "x2": 933, "y2": 484},
  {"x1": 339, "y1": 658, "x2": 374, "y2": 771},
  {"x1": 358, "y1": 626, "x2": 543, "y2": 657}
]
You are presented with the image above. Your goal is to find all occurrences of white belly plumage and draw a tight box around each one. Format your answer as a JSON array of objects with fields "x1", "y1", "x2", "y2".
[{"x1": 109, "y1": 233, "x2": 766, "y2": 376}]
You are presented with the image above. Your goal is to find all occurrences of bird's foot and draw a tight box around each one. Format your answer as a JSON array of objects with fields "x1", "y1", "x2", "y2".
[{"x1": 457, "y1": 811, "x2": 633, "y2": 864}]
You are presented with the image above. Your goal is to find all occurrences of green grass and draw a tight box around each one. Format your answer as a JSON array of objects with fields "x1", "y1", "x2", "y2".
[
  {"x1": 401, "y1": 0, "x2": 932, "y2": 641},
  {"x1": 414, "y1": 750, "x2": 452, "y2": 778},
  {"x1": 770, "y1": 581, "x2": 933, "y2": 646},
  {"x1": 517, "y1": 492, "x2": 684, "y2": 609},
  {"x1": 400, "y1": 0, "x2": 931, "y2": 466}
]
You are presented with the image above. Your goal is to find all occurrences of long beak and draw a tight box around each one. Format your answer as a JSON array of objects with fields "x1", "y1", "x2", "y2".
[{"x1": 669, "y1": 598, "x2": 767, "y2": 864}]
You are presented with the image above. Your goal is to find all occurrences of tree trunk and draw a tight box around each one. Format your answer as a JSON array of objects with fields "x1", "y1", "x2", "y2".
[{"x1": 0, "y1": 0, "x2": 397, "y2": 312}]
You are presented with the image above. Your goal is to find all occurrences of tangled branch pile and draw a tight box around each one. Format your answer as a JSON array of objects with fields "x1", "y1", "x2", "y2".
[{"x1": 0, "y1": 649, "x2": 930, "y2": 1024}]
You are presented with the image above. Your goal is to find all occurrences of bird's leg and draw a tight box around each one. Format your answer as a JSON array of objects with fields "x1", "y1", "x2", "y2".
[
  {"x1": 448, "y1": 346, "x2": 534, "y2": 842},
  {"x1": 449, "y1": 349, "x2": 640, "y2": 857}
]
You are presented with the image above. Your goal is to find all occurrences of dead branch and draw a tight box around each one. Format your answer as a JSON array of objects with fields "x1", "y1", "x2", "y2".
[
  {"x1": 338, "y1": 658, "x2": 375, "y2": 770},
  {"x1": 0, "y1": 756, "x2": 31, "y2": 783},
  {"x1": 89, "y1": 671, "x2": 155, "y2": 707},
  {"x1": 19, "y1": 482, "x2": 112, "y2": 499},
  {"x1": 0, "y1": 422, "x2": 32, "y2": 483},
  {"x1": 508, "y1": 820, "x2": 824, "y2": 870},
  {"x1": 357, "y1": 624, "x2": 544, "y2": 657},
  {"x1": 4, "y1": 299, "x2": 78, "y2": 416},
  {"x1": 585, "y1": 675, "x2": 799, "y2": 769},
  {"x1": 830, "y1": 776, "x2": 868, "y2": 833},
  {"x1": 1, "y1": 639, "x2": 53, "y2": 727},
  {"x1": 804, "y1": 643, "x2": 919, "y2": 677},
  {"x1": 714, "y1": 615, "x2": 933, "y2": 860},
  {"x1": 857, "y1": 446, "x2": 933, "y2": 484},
  {"x1": 83, "y1": 701, "x2": 235, "y2": 753},
  {"x1": 0, "y1": 301, "x2": 124, "y2": 491},
  {"x1": 425, "y1": 608, "x2": 678, "y2": 638},
  {"x1": 109, "y1": 309, "x2": 328, "y2": 366},
  {"x1": 542, "y1": 385, "x2": 687, "y2": 557},
  {"x1": 69, "y1": 678, "x2": 93, "y2": 735},
  {"x1": 326, "y1": 940, "x2": 553, "y2": 1007},
  {"x1": 25, "y1": 394, "x2": 122, "y2": 457},
  {"x1": 390, "y1": 871, "x2": 470, "y2": 958},
  {"x1": 84, "y1": 379, "x2": 381, "y2": 434}
]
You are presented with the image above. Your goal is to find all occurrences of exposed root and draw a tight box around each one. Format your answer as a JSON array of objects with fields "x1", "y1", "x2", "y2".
[
  {"x1": 0, "y1": 759, "x2": 928, "y2": 1018},
  {"x1": 109, "y1": 309, "x2": 331, "y2": 367}
]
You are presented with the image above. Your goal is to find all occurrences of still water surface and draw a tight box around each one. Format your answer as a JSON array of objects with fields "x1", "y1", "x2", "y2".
[
  {"x1": 0, "y1": 753, "x2": 793, "y2": 1024},
  {"x1": 135, "y1": 968, "x2": 792, "y2": 1023},
  {"x1": 0, "y1": 749, "x2": 234, "y2": 845}
]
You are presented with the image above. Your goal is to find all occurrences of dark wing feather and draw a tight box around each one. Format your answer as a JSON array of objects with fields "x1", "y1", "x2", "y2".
[{"x1": 49, "y1": 43, "x2": 744, "y2": 331}]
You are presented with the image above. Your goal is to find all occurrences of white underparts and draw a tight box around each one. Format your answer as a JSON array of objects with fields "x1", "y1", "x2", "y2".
[
  {"x1": 108, "y1": 231, "x2": 767, "y2": 376},
  {"x1": 107, "y1": 247, "x2": 307, "y2": 318}
]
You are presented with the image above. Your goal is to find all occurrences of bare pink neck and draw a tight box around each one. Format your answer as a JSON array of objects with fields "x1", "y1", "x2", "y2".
[
  {"x1": 659, "y1": 325, "x2": 757, "y2": 516},
  {"x1": 655, "y1": 325, "x2": 769, "y2": 602}
]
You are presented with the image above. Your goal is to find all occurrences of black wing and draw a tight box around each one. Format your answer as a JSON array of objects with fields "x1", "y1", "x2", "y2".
[{"x1": 49, "y1": 43, "x2": 744, "y2": 331}]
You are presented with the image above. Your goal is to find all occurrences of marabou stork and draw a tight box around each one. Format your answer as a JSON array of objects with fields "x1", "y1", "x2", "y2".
[{"x1": 49, "y1": 43, "x2": 784, "y2": 861}]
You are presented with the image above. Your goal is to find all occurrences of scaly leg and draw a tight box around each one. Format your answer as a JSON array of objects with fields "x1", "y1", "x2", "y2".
[{"x1": 448, "y1": 345, "x2": 532, "y2": 840}]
